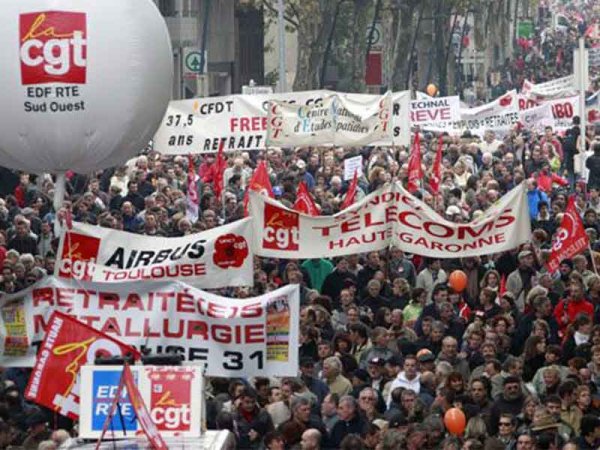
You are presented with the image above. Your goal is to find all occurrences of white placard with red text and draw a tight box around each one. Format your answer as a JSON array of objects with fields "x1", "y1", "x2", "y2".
[
  {"x1": 79, "y1": 365, "x2": 203, "y2": 439},
  {"x1": 0, "y1": 278, "x2": 300, "y2": 377},
  {"x1": 410, "y1": 96, "x2": 461, "y2": 126},
  {"x1": 55, "y1": 219, "x2": 253, "y2": 288},
  {"x1": 249, "y1": 181, "x2": 531, "y2": 259},
  {"x1": 421, "y1": 91, "x2": 520, "y2": 136}
]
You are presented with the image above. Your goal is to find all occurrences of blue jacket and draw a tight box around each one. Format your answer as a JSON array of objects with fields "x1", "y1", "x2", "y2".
[{"x1": 527, "y1": 188, "x2": 548, "y2": 220}]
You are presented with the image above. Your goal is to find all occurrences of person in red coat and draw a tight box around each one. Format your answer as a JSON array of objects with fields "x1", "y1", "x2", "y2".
[{"x1": 553, "y1": 272, "x2": 594, "y2": 337}]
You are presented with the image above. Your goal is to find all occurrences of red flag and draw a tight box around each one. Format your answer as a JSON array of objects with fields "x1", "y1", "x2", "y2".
[
  {"x1": 243, "y1": 160, "x2": 274, "y2": 216},
  {"x1": 341, "y1": 170, "x2": 359, "y2": 210},
  {"x1": 213, "y1": 140, "x2": 226, "y2": 200},
  {"x1": 293, "y1": 182, "x2": 319, "y2": 216},
  {"x1": 24, "y1": 311, "x2": 140, "y2": 420},
  {"x1": 97, "y1": 364, "x2": 167, "y2": 450},
  {"x1": 407, "y1": 132, "x2": 423, "y2": 193},
  {"x1": 547, "y1": 196, "x2": 590, "y2": 272},
  {"x1": 186, "y1": 155, "x2": 199, "y2": 222},
  {"x1": 429, "y1": 136, "x2": 443, "y2": 194},
  {"x1": 499, "y1": 274, "x2": 507, "y2": 296}
]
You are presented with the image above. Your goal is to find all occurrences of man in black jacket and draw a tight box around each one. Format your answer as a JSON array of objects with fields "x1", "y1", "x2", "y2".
[
  {"x1": 489, "y1": 376, "x2": 525, "y2": 435},
  {"x1": 233, "y1": 389, "x2": 274, "y2": 449},
  {"x1": 327, "y1": 395, "x2": 367, "y2": 448}
]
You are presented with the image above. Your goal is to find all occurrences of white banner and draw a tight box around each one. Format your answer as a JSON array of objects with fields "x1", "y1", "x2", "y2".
[
  {"x1": 0, "y1": 278, "x2": 300, "y2": 376},
  {"x1": 250, "y1": 182, "x2": 531, "y2": 259},
  {"x1": 154, "y1": 90, "x2": 412, "y2": 154},
  {"x1": 422, "y1": 91, "x2": 519, "y2": 136},
  {"x1": 55, "y1": 220, "x2": 253, "y2": 289},
  {"x1": 518, "y1": 95, "x2": 580, "y2": 131},
  {"x1": 522, "y1": 76, "x2": 576, "y2": 99},
  {"x1": 266, "y1": 92, "x2": 392, "y2": 147},
  {"x1": 79, "y1": 366, "x2": 203, "y2": 439},
  {"x1": 519, "y1": 102, "x2": 555, "y2": 133}
]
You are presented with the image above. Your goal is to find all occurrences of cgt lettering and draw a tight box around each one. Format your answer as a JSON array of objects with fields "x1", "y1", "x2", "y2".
[
  {"x1": 58, "y1": 258, "x2": 95, "y2": 281},
  {"x1": 264, "y1": 227, "x2": 299, "y2": 251},
  {"x1": 20, "y1": 12, "x2": 87, "y2": 85},
  {"x1": 151, "y1": 405, "x2": 191, "y2": 430}
]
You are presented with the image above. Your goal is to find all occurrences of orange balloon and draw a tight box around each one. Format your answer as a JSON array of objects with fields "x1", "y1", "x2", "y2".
[
  {"x1": 444, "y1": 407, "x2": 466, "y2": 435},
  {"x1": 426, "y1": 83, "x2": 438, "y2": 96},
  {"x1": 448, "y1": 270, "x2": 468, "y2": 293}
]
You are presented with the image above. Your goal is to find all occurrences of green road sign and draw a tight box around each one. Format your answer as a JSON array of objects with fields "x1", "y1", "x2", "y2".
[{"x1": 185, "y1": 51, "x2": 202, "y2": 73}]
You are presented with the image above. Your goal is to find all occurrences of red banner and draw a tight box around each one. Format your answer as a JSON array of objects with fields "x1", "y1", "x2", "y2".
[
  {"x1": 24, "y1": 311, "x2": 139, "y2": 420},
  {"x1": 407, "y1": 132, "x2": 422, "y2": 193},
  {"x1": 341, "y1": 170, "x2": 359, "y2": 210},
  {"x1": 547, "y1": 196, "x2": 589, "y2": 272},
  {"x1": 293, "y1": 181, "x2": 319, "y2": 216},
  {"x1": 243, "y1": 160, "x2": 273, "y2": 216},
  {"x1": 122, "y1": 364, "x2": 168, "y2": 449},
  {"x1": 429, "y1": 136, "x2": 443, "y2": 194}
]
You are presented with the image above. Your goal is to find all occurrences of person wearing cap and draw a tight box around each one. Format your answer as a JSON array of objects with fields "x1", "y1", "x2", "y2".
[
  {"x1": 416, "y1": 350, "x2": 436, "y2": 373},
  {"x1": 299, "y1": 358, "x2": 329, "y2": 406},
  {"x1": 506, "y1": 249, "x2": 538, "y2": 312},
  {"x1": 575, "y1": 414, "x2": 600, "y2": 450},
  {"x1": 366, "y1": 357, "x2": 388, "y2": 397},
  {"x1": 294, "y1": 158, "x2": 315, "y2": 190},
  {"x1": 21, "y1": 411, "x2": 50, "y2": 450}
]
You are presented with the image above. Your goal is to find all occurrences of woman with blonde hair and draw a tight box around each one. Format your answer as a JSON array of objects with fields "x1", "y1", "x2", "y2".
[
  {"x1": 464, "y1": 416, "x2": 487, "y2": 442},
  {"x1": 480, "y1": 269, "x2": 501, "y2": 291}
]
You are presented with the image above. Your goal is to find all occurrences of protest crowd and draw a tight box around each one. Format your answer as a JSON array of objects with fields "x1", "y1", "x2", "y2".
[{"x1": 2, "y1": 1, "x2": 600, "y2": 450}]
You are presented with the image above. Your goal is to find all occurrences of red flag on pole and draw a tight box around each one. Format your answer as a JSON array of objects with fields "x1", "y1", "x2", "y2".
[
  {"x1": 293, "y1": 182, "x2": 319, "y2": 216},
  {"x1": 429, "y1": 136, "x2": 443, "y2": 194},
  {"x1": 340, "y1": 170, "x2": 359, "y2": 210},
  {"x1": 547, "y1": 196, "x2": 589, "y2": 272},
  {"x1": 499, "y1": 274, "x2": 507, "y2": 296},
  {"x1": 96, "y1": 364, "x2": 167, "y2": 450},
  {"x1": 213, "y1": 140, "x2": 226, "y2": 201},
  {"x1": 243, "y1": 160, "x2": 274, "y2": 216},
  {"x1": 407, "y1": 132, "x2": 423, "y2": 193},
  {"x1": 186, "y1": 155, "x2": 199, "y2": 222},
  {"x1": 25, "y1": 311, "x2": 140, "y2": 420}
]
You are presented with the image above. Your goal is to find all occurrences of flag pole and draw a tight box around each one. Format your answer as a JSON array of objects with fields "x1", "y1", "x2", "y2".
[{"x1": 589, "y1": 243, "x2": 599, "y2": 275}]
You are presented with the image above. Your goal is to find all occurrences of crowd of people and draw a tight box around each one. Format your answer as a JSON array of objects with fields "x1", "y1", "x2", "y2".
[{"x1": 0, "y1": 1, "x2": 600, "y2": 450}]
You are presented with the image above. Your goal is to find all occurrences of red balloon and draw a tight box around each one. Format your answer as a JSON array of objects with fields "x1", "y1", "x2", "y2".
[
  {"x1": 448, "y1": 270, "x2": 468, "y2": 293},
  {"x1": 444, "y1": 407, "x2": 466, "y2": 435}
]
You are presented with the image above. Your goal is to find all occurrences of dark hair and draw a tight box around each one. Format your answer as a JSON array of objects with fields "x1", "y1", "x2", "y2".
[{"x1": 339, "y1": 434, "x2": 365, "y2": 450}]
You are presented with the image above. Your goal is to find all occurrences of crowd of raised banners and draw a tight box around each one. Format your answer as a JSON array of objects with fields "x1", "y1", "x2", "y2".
[{"x1": 153, "y1": 78, "x2": 600, "y2": 154}]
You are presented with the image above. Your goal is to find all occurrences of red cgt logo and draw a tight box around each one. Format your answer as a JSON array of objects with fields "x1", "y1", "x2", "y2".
[
  {"x1": 57, "y1": 232, "x2": 100, "y2": 281},
  {"x1": 149, "y1": 371, "x2": 193, "y2": 432},
  {"x1": 20, "y1": 11, "x2": 87, "y2": 85},
  {"x1": 263, "y1": 203, "x2": 299, "y2": 251},
  {"x1": 213, "y1": 234, "x2": 249, "y2": 269}
]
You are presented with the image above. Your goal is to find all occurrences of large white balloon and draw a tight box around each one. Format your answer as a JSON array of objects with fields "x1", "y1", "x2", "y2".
[{"x1": 0, "y1": 0, "x2": 172, "y2": 174}]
